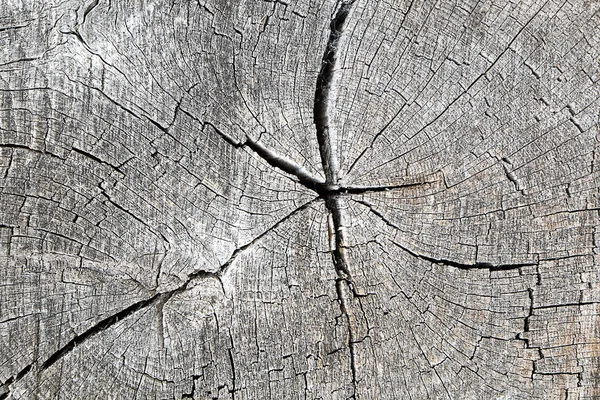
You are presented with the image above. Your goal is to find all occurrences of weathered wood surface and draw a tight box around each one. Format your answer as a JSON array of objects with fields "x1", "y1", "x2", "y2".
[{"x1": 1, "y1": 0, "x2": 599, "y2": 398}]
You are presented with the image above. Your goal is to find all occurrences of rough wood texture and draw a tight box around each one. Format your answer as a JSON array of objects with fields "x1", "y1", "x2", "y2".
[{"x1": 1, "y1": 0, "x2": 599, "y2": 398}]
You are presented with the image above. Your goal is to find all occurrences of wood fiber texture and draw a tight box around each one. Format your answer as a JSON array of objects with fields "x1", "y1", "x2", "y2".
[{"x1": 1, "y1": 0, "x2": 600, "y2": 398}]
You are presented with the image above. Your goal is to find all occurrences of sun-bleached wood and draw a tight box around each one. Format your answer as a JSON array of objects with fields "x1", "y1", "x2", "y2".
[{"x1": 1, "y1": 0, "x2": 599, "y2": 399}]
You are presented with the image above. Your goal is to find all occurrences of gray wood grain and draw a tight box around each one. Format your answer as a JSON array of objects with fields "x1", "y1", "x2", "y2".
[{"x1": 1, "y1": 0, "x2": 599, "y2": 398}]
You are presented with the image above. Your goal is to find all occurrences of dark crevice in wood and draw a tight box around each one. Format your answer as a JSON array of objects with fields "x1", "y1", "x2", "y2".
[
  {"x1": 0, "y1": 363, "x2": 31, "y2": 400},
  {"x1": 0, "y1": 380, "x2": 12, "y2": 399},
  {"x1": 392, "y1": 240, "x2": 537, "y2": 271},
  {"x1": 202, "y1": 121, "x2": 245, "y2": 148},
  {"x1": 339, "y1": 181, "x2": 434, "y2": 194},
  {"x1": 533, "y1": 301, "x2": 600, "y2": 310},
  {"x1": 0, "y1": 364, "x2": 33, "y2": 400},
  {"x1": 212, "y1": 197, "x2": 319, "y2": 279},
  {"x1": 356, "y1": 198, "x2": 538, "y2": 271},
  {"x1": 498, "y1": 156, "x2": 525, "y2": 195},
  {"x1": 227, "y1": 329, "x2": 237, "y2": 398},
  {"x1": 71, "y1": 146, "x2": 123, "y2": 173},
  {"x1": 314, "y1": 0, "x2": 354, "y2": 185},
  {"x1": 80, "y1": 0, "x2": 99, "y2": 26},
  {"x1": 314, "y1": 1, "x2": 360, "y2": 395},
  {"x1": 0, "y1": 143, "x2": 63, "y2": 160},
  {"x1": 202, "y1": 116, "x2": 434, "y2": 201},
  {"x1": 147, "y1": 115, "x2": 171, "y2": 134},
  {"x1": 326, "y1": 196, "x2": 353, "y2": 282},
  {"x1": 62, "y1": 30, "x2": 89, "y2": 48},
  {"x1": 326, "y1": 197, "x2": 359, "y2": 392},
  {"x1": 519, "y1": 287, "x2": 543, "y2": 381},
  {"x1": 0, "y1": 295, "x2": 170, "y2": 397},
  {"x1": 40, "y1": 293, "x2": 164, "y2": 371},
  {"x1": 181, "y1": 375, "x2": 202, "y2": 399},
  {"x1": 0, "y1": 23, "x2": 30, "y2": 33},
  {"x1": 334, "y1": 278, "x2": 358, "y2": 394},
  {"x1": 202, "y1": 120, "x2": 332, "y2": 192},
  {"x1": 245, "y1": 137, "x2": 327, "y2": 191},
  {"x1": 166, "y1": 111, "x2": 436, "y2": 201}
]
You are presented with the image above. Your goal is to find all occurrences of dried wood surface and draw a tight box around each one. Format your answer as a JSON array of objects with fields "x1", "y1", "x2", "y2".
[{"x1": 1, "y1": 0, "x2": 600, "y2": 398}]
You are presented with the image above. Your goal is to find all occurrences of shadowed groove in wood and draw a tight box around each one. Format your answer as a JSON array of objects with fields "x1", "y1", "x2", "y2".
[
  {"x1": 313, "y1": 0, "x2": 359, "y2": 394},
  {"x1": 314, "y1": 0, "x2": 355, "y2": 185}
]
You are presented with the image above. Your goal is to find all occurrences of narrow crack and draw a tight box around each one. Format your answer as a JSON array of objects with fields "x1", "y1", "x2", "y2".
[
  {"x1": 314, "y1": 0, "x2": 354, "y2": 185},
  {"x1": 391, "y1": 240, "x2": 537, "y2": 271},
  {"x1": 1, "y1": 198, "x2": 319, "y2": 394},
  {"x1": 356, "y1": 199, "x2": 539, "y2": 271},
  {"x1": 533, "y1": 301, "x2": 600, "y2": 310},
  {"x1": 0, "y1": 143, "x2": 64, "y2": 160},
  {"x1": 203, "y1": 118, "x2": 427, "y2": 198},
  {"x1": 41, "y1": 294, "x2": 165, "y2": 371},
  {"x1": 227, "y1": 329, "x2": 237, "y2": 399},
  {"x1": 0, "y1": 293, "x2": 166, "y2": 399},
  {"x1": 186, "y1": 197, "x2": 320, "y2": 285},
  {"x1": 181, "y1": 375, "x2": 201, "y2": 399},
  {"x1": 71, "y1": 146, "x2": 124, "y2": 173},
  {"x1": 313, "y1": 1, "x2": 358, "y2": 396},
  {"x1": 520, "y1": 287, "x2": 543, "y2": 381}
]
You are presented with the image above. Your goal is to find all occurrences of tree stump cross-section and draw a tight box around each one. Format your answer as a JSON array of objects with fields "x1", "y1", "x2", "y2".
[{"x1": 1, "y1": 0, "x2": 600, "y2": 399}]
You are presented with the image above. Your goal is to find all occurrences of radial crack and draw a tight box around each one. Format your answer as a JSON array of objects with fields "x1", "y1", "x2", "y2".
[
  {"x1": 356, "y1": 199, "x2": 539, "y2": 270},
  {"x1": 1, "y1": 198, "x2": 319, "y2": 393},
  {"x1": 314, "y1": 0, "x2": 355, "y2": 184},
  {"x1": 185, "y1": 197, "x2": 320, "y2": 286},
  {"x1": 0, "y1": 293, "x2": 166, "y2": 398},
  {"x1": 392, "y1": 240, "x2": 537, "y2": 271},
  {"x1": 245, "y1": 137, "x2": 327, "y2": 191},
  {"x1": 340, "y1": 180, "x2": 434, "y2": 194},
  {"x1": 40, "y1": 294, "x2": 165, "y2": 371},
  {"x1": 201, "y1": 120, "x2": 329, "y2": 192},
  {"x1": 327, "y1": 196, "x2": 358, "y2": 396},
  {"x1": 313, "y1": 1, "x2": 358, "y2": 395}
]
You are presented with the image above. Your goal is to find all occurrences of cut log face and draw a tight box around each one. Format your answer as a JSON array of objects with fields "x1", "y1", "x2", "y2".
[{"x1": 1, "y1": 0, "x2": 599, "y2": 399}]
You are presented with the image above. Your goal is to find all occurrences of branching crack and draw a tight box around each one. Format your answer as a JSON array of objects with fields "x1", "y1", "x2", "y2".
[
  {"x1": 2, "y1": 0, "x2": 557, "y2": 396},
  {"x1": 203, "y1": 119, "x2": 423, "y2": 198}
]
